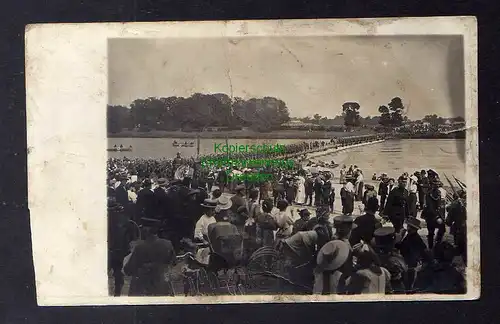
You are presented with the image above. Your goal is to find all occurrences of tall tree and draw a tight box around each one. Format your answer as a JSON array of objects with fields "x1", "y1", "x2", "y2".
[
  {"x1": 378, "y1": 97, "x2": 406, "y2": 127},
  {"x1": 388, "y1": 97, "x2": 404, "y2": 127},
  {"x1": 342, "y1": 102, "x2": 361, "y2": 127}
]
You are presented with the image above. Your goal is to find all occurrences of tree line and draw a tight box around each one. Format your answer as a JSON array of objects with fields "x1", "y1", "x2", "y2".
[
  {"x1": 108, "y1": 93, "x2": 291, "y2": 133},
  {"x1": 108, "y1": 93, "x2": 464, "y2": 133}
]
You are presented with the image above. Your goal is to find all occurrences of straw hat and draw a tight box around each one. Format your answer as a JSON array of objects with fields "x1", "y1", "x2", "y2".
[
  {"x1": 316, "y1": 240, "x2": 350, "y2": 271},
  {"x1": 216, "y1": 196, "x2": 232, "y2": 210}
]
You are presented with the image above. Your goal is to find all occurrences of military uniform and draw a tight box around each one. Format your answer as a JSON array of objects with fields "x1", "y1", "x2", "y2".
[
  {"x1": 383, "y1": 177, "x2": 409, "y2": 233},
  {"x1": 422, "y1": 184, "x2": 445, "y2": 249},
  {"x1": 446, "y1": 194, "x2": 467, "y2": 262}
]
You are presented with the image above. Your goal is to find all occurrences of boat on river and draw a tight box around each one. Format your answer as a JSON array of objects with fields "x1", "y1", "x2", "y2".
[
  {"x1": 173, "y1": 141, "x2": 195, "y2": 148},
  {"x1": 108, "y1": 145, "x2": 133, "y2": 152}
]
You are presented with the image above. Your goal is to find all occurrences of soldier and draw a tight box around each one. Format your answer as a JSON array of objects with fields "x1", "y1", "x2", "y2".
[
  {"x1": 383, "y1": 175, "x2": 410, "y2": 233},
  {"x1": 417, "y1": 170, "x2": 429, "y2": 210},
  {"x1": 373, "y1": 227, "x2": 408, "y2": 293},
  {"x1": 421, "y1": 178, "x2": 446, "y2": 249},
  {"x1": 446, "y1": 190, "x2": 467, "y2": 263},
  {"x1": 398, "y1": 217, "x2": 432, "y2": 291},
  {"x1": 304, "y1": 175, "x2": 314, "y2": 206}
]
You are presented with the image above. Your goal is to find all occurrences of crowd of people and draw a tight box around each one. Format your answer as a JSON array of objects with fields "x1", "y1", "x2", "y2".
[{"x1": 107, "y1": 146, "x2": 466, "y2": 297}]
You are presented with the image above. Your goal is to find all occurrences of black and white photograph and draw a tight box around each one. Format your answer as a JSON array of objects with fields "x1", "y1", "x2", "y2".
[
  {"x1": 26, "y1": 18, "x2": 479, "y2": 305},
  {"x1": 106, "y1": 34, "x2": 472, "y2": 296}
]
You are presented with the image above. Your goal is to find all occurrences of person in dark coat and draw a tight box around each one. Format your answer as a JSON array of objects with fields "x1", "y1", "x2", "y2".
[
  {"x1": 383, "y1": 175, "x2": 409, "y2": 233},
  {"x1": 136, "y1": 179, "x2": 156, "y2": 221},
  {"x1": 397, "y1": 217, "x2": 431, "y2": 291},
  {"x1": 114, "y1": 174, "x2": 130, "y2": 207},
  {"x1": 373, "y1": 227, "x2": 408, "y2": 293},
  {"x1": 313, "y1": 176, "x2": 323, "y2": 206},
  {"x1": 292, "y1": 209, "x2": 311, "y2": 235},
  {"x1": 285, "y1": 177, "x2": 297, "y2": 205},
  {"x1": 417, "y1": 170, "x2": 429, "y2": 210},
  {"x1": 362, "y1": 184, "x2": 378, "y2": 206},
  {"x1": 321, "y1": 176, "x2": 332, "y2": 207},
  {"x1": 350, "y1": 197, "x2": 382, "y2": 246},
  {"x1": 340, "y1": 182, "x2": 355, "y2": 216},
  {"x1": 124, "y1": 217, "x2": 176, "y2": 296},
  {"x1": 231, "y1": 184, "x2": 247, "y2": 214},
  {"x1": 378, "y1": 174, "x2": 390, "y2": 214},
  {"x1": 304, "y1": 176, "x2": 314, "y2": 206},
  {"x1": 217, "y1": 168, "x2": 228, "y2": 193},
  {"x1": 446, "y1": 190, "x2": 467, "y2": 263},
  {"x1": 414, "y1": 241, "x2": 466, "y2": 294},
  {"x1": 153, "y1": 178, "x2": 169, "y2": 220},
  {"x1": 421, "y1": 179, "x2": 446, "y2": 249},
  {"x1": 107, "y1": 199, "x2": 131, "y2": 296}
]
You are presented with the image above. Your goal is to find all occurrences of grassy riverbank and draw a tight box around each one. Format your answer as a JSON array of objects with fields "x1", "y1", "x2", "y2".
[{"x1": 108, "y1": 129, "x2": 377, "y2": 139}]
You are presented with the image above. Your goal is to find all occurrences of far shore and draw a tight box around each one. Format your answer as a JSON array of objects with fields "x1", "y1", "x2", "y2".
[
  {"x1": 108, "y1": 129, "x2": 377, "y2": 139},
  {"x1": 108, "y1": 129, "x2": 465, "y2": 140}
]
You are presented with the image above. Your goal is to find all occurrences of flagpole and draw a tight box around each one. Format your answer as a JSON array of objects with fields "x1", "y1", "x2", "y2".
[{"x1": 196, "y1": 133, "x2": 200, "y2": 159}]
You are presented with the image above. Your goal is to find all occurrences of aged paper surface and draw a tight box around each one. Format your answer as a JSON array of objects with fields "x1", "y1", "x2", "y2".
[{"x1": 26, "y1": 17, "x2": 478, "y2": 306}]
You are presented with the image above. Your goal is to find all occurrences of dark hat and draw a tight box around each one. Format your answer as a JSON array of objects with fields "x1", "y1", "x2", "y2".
[
  {"x1": 140, "y1": 217, "x2": 162, "y2": 228},
  {"x1": 142, "y1": 179, "x2": 152, "y2": 187},
  {"x1": 316, "y1": 206, "x2": 331, "y2": 219},
  {"x1": 262, "y1": 198, "x2": 274, "y2": 212},
  {"x1": 373, "y1": 227, "x2": 396, "y2": 247},
  {"x1": 299, "y1": 208, "x2": 311, "y2": 217},
  {"x1": 235, "y1": 184, "x2": 246, "y2": 192},
  {"x1": 398, "y1": 175, "x2": 408, "y2": 182},
  {"x1": 200, "y1": 198, "x2": 217, "y2": 208},
  {"x1": 237, "y1": 205, "x2": 248, "y2": 214},
  {"x1": 406, "y1": 217, "x2": 421, "y2": 230},
  {"x1": 277, "y1": 199, "x2": 289, "y2": 210},
  {"x1": 188, "y1": 189, "x2": 201, "y2": 196},
  {"x1": 157, "y1": 178, "x2": 168, "y2": 186},
  {"x1": 170, "y1": 179, "x2": 182, "y2": 186},
  {"x1": 365, "y1": 184, "x2": 375, "y2": 190},
  {"x1": 116, "y1": 173, "x2": 129, "y2": 181},
  {"x1": 333, "y1": 215, "x2": 357, "y2": 229},
  {"x1": 365, "y1": 196, "x2": 379, "y2": 212}
]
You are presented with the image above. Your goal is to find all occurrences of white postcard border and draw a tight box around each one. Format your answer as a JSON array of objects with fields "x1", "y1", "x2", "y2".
[{"x1": 26, "y1": 17, "x2": 479, "y2": 306}]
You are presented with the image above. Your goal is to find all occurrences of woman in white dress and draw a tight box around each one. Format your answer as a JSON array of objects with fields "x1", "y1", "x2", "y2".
[{"x1": 295, "y1": 174, "x2": 306, "y2": 205}]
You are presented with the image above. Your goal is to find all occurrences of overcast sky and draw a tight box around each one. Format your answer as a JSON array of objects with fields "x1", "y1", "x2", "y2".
[{"x1": 108, "y1": 36, "x2": 464, "y2": 120}]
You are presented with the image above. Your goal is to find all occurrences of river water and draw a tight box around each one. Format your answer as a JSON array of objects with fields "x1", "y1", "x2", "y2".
[{"x1": 108, "y1": 138, "x2": 465, "y2": 182}]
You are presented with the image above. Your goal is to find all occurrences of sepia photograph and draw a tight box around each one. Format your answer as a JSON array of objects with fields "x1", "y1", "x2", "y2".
[
  {"x1": 26, "y1": 17, "x2": 478, "y2": 305},
  {"x1": 107, "y1": 35, "x2": 470, "y2": 297}
]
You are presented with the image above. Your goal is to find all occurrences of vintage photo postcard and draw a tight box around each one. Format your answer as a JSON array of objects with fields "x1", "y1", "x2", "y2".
[{"x1": 26, "y1": 17, "x2": 478, "y2": 306}]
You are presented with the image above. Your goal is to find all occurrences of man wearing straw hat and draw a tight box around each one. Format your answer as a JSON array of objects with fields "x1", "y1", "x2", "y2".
[
  {"x1": 194, "y1": 199, "x2": 218, "y2": 244},
  {"x1": 312, "y1": 240, "x2": 351, "y2": 295}
]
